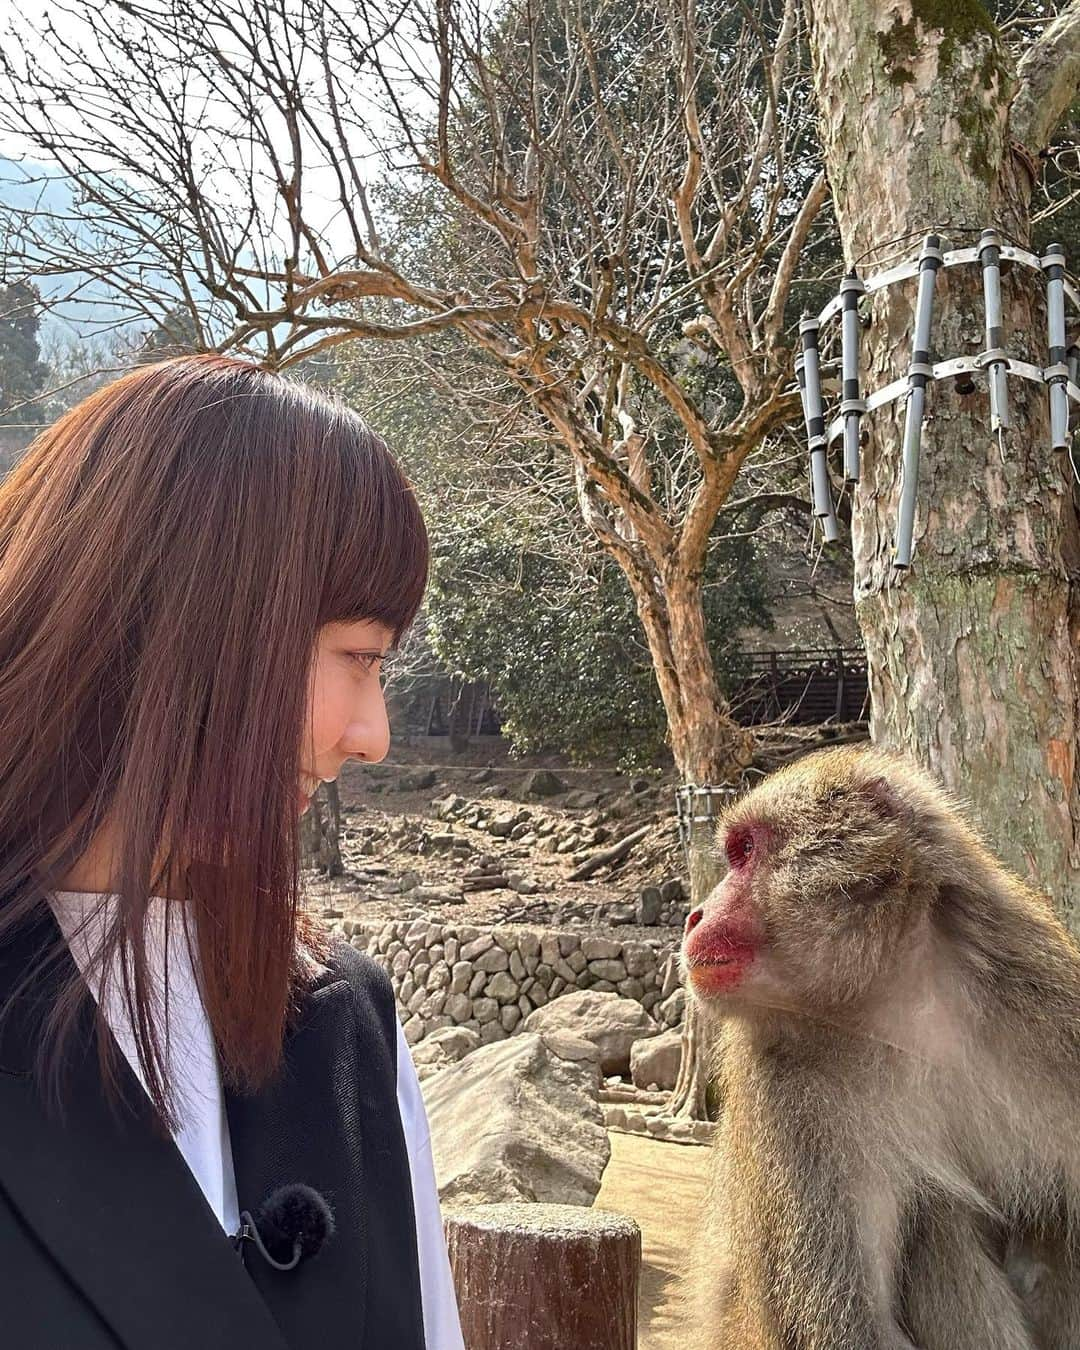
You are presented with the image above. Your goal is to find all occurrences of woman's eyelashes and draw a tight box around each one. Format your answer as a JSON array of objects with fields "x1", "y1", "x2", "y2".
[{"x1": 348, "y1": 651, "x2": 389, "y2": 674}]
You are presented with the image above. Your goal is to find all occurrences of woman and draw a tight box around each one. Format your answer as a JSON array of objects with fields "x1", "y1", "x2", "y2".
[{"x1": 0, "y1": 354, "x2": 464, "y2": 1349}]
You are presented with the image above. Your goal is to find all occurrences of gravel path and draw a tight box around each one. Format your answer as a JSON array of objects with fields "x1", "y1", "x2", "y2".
[{"x1": 593, "y1": 1130, "x2": 705, "y2": 1349}]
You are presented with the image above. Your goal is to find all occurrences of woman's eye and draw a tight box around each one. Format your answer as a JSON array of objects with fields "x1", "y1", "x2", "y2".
[{"x1": 349, "y1": 652, "x2": 384, "y2": 673}]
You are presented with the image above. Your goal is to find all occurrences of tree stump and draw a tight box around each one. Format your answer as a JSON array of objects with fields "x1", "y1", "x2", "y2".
[{"x1": 445, "y1": 1202, "x2": 641, "y2": 1350}]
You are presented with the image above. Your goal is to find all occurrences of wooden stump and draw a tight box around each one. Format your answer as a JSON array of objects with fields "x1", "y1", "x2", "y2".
[{"x1": 445, "y1": 1202, "x2": 641, "y2": 1350}]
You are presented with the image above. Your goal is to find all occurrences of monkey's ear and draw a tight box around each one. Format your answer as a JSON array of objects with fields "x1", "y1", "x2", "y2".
[{"x1": 861, "y1": 775, "x2": 914, "y2": 825}]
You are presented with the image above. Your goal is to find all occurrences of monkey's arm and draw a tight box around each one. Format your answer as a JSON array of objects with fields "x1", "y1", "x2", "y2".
[
  {"x1": 901, "y1": 1198, "x2": 1036, "y2": 1350},
  {"x1": 723, "y1": 1059, "x2": 916, "y2": 1350}
]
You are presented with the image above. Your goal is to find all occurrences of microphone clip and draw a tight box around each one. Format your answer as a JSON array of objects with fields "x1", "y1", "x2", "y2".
[{"x1": 230, "y1": 1182, "x2": 336, "y2": 1272}]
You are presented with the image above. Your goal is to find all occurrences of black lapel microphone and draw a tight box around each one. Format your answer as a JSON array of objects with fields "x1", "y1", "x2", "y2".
[{"x1": 230, "y1": 1183, "x2": 336, "y2": 1271}]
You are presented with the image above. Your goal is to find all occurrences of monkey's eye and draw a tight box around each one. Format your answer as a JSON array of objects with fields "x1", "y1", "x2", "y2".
[{"x1": 725, "y1": 830, "x2": 754, "y2": 868}]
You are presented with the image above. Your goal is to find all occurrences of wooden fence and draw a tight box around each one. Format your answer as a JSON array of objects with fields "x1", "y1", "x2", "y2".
[{"x1": 727, "y1": 646, "x2": 869, "y2": 727}]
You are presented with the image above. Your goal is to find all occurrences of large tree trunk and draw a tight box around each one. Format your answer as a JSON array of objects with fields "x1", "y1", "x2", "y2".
[
  {"x1": 623, "y1": 569, "x2": 749, "y2": 1119},
  {"x1": 633, "y1": 569, "x2": 754, "y2": 784},
  {"x1": 806, "y1": 1, "x2": 1080, "y2": 925}
]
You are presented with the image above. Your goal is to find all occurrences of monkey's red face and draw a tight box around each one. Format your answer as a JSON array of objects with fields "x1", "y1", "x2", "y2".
[
  {"x1": 682, "y1": 822, "x2": 769, "y2": 996},
  {"x1": 681, "y1": 749, "x2": 926, "y2": 1017}
]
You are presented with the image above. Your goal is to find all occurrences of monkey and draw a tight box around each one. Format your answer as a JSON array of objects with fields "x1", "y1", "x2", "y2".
[{"x1": 677, "y1": 744, "x2": 1080, "y2": 1350}]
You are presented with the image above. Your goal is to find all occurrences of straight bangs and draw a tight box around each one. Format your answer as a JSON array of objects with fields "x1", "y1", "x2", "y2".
[
  {"x1": 315, "y1": 395, "x2": 428, "y2": 646},
  {"x1": 0, "y1": 352, "x2": 429, "y2": 1135}
]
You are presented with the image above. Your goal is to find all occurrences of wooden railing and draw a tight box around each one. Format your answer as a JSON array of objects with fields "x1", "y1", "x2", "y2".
[{"x1": 727, "y1": 646, "x2": 869, "y2": 727}]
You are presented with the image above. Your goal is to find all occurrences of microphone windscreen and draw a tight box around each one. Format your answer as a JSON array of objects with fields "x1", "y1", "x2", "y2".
[{"x1": 253, "y1": 1182, "x2": 336, "y2": 1264}]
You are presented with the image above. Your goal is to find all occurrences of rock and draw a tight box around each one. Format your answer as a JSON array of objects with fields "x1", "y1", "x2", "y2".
[
  {"x1": 410, "y1": 1025, "x2": 482, "y2": 1073},
  {"x1": 486, "y1": 971, "x2": 519, "y2": 1004},
  {"x1": 581, "y1": 936, "x2": 622, "y2": 961},
  {"x1": 523, "y1": 769, "x2": 566, "y2": 797},
  {"x1": 588, "y1": 959, "x2": 627, "y2": 983},
  {"x1": 406, "y1": 769, "x2": 438, "y2": 790},
  {"x1": 449, "y1": 961, "x2": 473, "y2": 995},
  {"x1": 636, "y1": 886, "x2": 662, "y2": 925},
  {"x1": 660, "y1": 954, "x2": 682, "y2": 999},
  {"x1": 475, "y1": 945, "x2": 510, "y2": 974},
  {"x1": 422, "y1": 1032, "x2": 609, "y2": 1206},
  {"x1": 622, "y1": 944, "x2": 654, "y2": 978},
  {"x1": 630, "y1": 1027, "x2": 683, "y2": 1091},
  {"x1": 659, "y1": 988, "x2": 686, "y2": 1026},
  {"x1": 403, "y1": 1015, "x2": 426, "y2": 1045},
  {"x1": 489, "y1": 811, "x2": 519, "y2": 837},
  {"x1": 659, "y1": 877, "x2": 685, "y2": 903},
  {"x1": 607, "y1": 904, "x2": 637, "y2": 925},
  {"x1": 461, "y1": 934, "x2": 495, "y2": 961},
  {"x1": 473, "y1": 997, "x2": 499, "y2": 1024},
  {"x1": 522, "y1": 990, "x2": 661, "y2": 1075},
  {"x1": 427, "y1": 960, "x2": 451, "y2": 989},
  {"x1": 445, "y1": 992, "x2": 473, "y2": 1024},
  {"x1": 471, "y1": 767, "x2": 494, "y2": 783}
]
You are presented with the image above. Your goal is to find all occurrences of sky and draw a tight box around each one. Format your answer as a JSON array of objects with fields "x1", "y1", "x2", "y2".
[{"x1": 0, "y1": 0, "x2": 441, "y2": 346}]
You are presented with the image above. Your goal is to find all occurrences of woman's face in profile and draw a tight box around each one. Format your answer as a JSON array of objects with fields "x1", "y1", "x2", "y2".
[{"x1": 299, "y1": 618, "x2": 394, "y2": 812}]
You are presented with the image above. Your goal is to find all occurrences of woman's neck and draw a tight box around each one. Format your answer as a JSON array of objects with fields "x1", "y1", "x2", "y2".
[{"x1": 54, "y1": 807, "x2": 187, "y2": 902}]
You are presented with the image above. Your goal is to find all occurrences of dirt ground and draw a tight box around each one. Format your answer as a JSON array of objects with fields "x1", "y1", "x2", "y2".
[{"x1": 593, "y1": 1131, "x2": 705, "y2": 1350}]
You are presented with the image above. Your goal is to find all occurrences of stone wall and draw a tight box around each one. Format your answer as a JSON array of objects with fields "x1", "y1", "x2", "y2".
[{"x1": 347, "y1": 918, "x2": 685, "y2": 1047}]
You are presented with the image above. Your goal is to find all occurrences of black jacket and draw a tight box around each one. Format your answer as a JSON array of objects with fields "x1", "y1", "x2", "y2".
[{"x1": 0, "y1": 901, "x2": 427, "y2": 1349}]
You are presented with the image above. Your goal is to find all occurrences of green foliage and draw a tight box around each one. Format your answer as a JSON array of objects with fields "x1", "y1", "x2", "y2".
[
  {"x1": 0, "y1": 280, "x2": 47, "y2": 424},
  {"x1": 133, "y1": 305, "x2": 203, "y2": 363},
  {"x1": 424, "y1": 505, "x2": 772, "y2": 771}
]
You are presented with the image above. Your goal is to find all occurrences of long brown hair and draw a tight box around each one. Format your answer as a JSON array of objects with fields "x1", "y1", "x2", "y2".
[{"x1": 0, "y1": 353, "x2": 428, "y2": 1134}]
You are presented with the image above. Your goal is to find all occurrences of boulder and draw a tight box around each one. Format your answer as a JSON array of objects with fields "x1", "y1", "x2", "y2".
[
  {"x1": 412, "y1": 1025, "x2": 482, "y2": 1071},
  {"x1": 523, "y1": 769, "x2": 566, "y2": 797},
  {"x1": 423, "y1": 1032, "x2": 609, "y2": 1207},
  {"x1": 521, "y1": 989, "x2": 660, "y2": 1075},
  {"x1": 629, "y1": 1027, "x2": 683, "y2": 1091}
]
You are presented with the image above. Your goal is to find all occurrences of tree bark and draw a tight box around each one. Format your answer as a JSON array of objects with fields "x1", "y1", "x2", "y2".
[
  {"x1": 448, "y1": 676, "x2": 476, "y2": 755},
  {"x1": 631, "y1": 565, "x2": 754, "y2": 785},
  {"x1": 806, "y1": 0, "x2": 1080, "y2": 925},
  {"x1": 300, "y1": 780, "x2": 342, "y2": 876},
  {"x1": 665, "y1": 803, "x2": 728, "y2": 1120}
]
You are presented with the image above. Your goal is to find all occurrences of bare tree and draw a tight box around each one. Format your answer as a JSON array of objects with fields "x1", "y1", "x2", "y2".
[
  {"x1": 0, "y1": 0, "x2": 834, "y2": 1118},
  {"x1": 0, "y1": 0, "x2": 829, "y2": 790}
]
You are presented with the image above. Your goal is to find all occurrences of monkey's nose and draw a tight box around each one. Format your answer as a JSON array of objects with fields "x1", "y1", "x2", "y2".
[{"x1": 686, "y1": 908, "x2": 703, "y2": 932}]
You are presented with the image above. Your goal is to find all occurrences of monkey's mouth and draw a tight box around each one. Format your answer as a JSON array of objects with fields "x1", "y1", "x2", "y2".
[{"x1": 685, "y1": 947, "x2": 755, "y2": 993}]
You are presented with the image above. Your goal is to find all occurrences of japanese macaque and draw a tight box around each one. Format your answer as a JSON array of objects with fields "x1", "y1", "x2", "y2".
[{"x1": 679, "y1": 745, "x2": 1080, "y2": 1350}]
